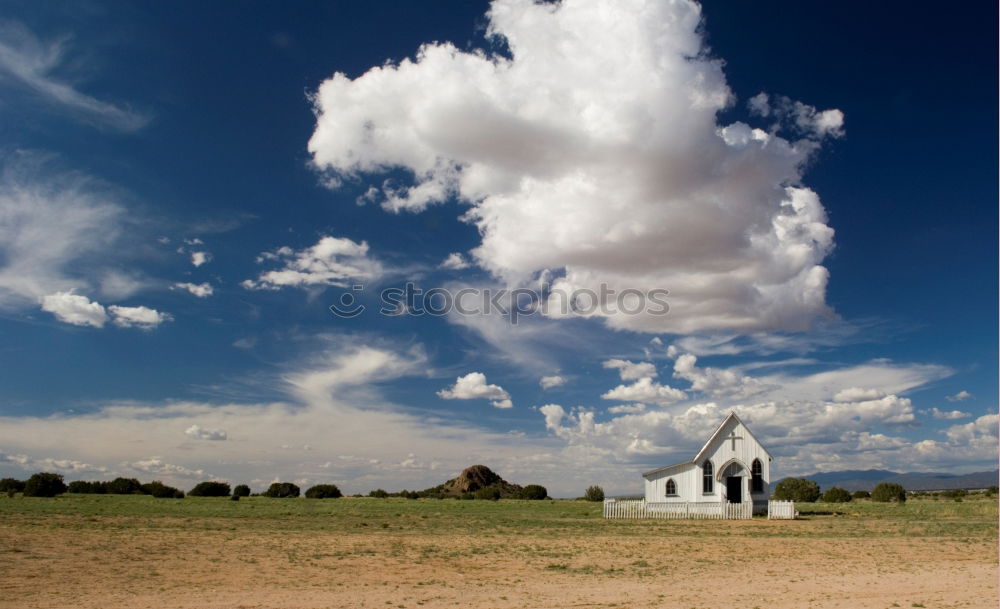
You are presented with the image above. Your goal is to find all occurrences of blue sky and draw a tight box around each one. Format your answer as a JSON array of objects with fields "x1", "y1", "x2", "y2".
[{"x1": 0, "y1": 0, "x2": 995, "y2": 496}]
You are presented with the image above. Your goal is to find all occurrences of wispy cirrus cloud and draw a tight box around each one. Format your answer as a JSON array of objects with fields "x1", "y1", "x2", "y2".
[
  {"x1": 0, "y1": 155, "x2": 123, "y2": 309},
  {"x1": 0, "y1": 21, "x2": 149, "y2": 131}
]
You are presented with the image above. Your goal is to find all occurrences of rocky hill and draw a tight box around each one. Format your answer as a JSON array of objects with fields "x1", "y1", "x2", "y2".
[{"x1": 427, "y1": 464, "x2": 523, "y2": 498}]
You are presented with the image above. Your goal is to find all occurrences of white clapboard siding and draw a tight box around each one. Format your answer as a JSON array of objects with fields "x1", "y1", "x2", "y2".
[
  {"x1": 603, "y1": 499, "x2": 752, "y2": 520},
  {"x1": 767, "y1": 500, "x2": 796, "y2": 519}
]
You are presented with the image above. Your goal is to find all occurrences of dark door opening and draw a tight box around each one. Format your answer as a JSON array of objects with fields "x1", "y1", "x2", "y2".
[{"x1": 726, "y1": 477, "x2": 742, "y2": 503}]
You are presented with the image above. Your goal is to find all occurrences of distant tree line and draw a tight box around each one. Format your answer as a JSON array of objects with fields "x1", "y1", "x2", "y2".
[
  {"x1": 0, "y1": 476, "x2": 607, "y2": 503},
  {"x1": 366, "y1": 483, "x2": 550, "y2": 501},
  {"x1": 908, "y1": 486, "x2": 997, "y2": 501},
  {"x1": 773, "y1": 478, "x2": 911, "y2": 503},
  {"x1": 66, "y1": 477, "x2": 186, "y2": 498},
  {"x1": 0, "y1": 473, "x2": 344, "y2": 500}
]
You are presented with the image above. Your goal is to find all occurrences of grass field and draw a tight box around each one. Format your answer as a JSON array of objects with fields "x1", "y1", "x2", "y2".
[{"x1": 0, "y1": 494, "x2": 996, "y2": 608}]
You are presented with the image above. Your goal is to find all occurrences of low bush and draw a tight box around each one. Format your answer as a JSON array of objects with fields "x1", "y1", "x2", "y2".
[
  {"x1": 64, "y1": 480, "x2": 109, "y2": 494},
  {"x1": 263, "y1": 482, "x2": 300, "y2": 498},
  {"x1": 305, "y1": 484, "x2": 342, "y2": 499},
  {"x1": 368, "y1": 489, "x2": 389, "y2": 498},
  {"x1": 67, "y1": 480, "x2": 94, "y2": 494},
  {"x1": 519, "y1": 484, "x2": 548, "y2": 500},
  {"x1": 474, "y1": 486, "x2": 501, "y2": 501},
  {"x1": 851, "y1": 490, "x2": 870, "y2": 499},
  {"x1": 871, "y1": 482, "x2": 906, "y2": 503},
  {"x1": 772, "y1": 478, "x2": 821, "y2": 502},
  {"x1": 0, "y1": 478, "x2": 25, "y2": 493},
  {"x1": 232, "y1": 484, "x2": 251, "y2": 498},
  {"x1": 188, "y1": 481, "x2": 231, "y2": 497},
  {"x1": 23, "y1": 472, "x2": 67, "y2": 497},
  {"x1": 141, "y1": 481, "x2": 184, "y2": 498},
  {"x1": 584, "y1": 486, "x2": 605, "y2": 502},
  {"x1": 821, "y1": 487, "x2": 852, "y2": 503},
  {"x1": 107, "y1": 477, "x2": 144, "y2": 495}
]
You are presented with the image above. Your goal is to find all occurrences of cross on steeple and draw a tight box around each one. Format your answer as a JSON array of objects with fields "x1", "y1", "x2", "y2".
[{"x1": 726, "y1": 430, "x2": 743, "y2": 451}]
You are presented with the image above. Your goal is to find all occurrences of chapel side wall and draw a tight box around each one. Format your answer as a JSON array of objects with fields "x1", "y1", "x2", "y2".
[
  {"x1": 677, "y1": 465, "x2": 700, "y2": 501},
  {"x1": 646, "y1": 466, "x2": 700, "y2": 503}
]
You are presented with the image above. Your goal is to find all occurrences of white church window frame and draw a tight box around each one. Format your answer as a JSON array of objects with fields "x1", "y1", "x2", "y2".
[
  {"x1": 665, "y1": 478, "x2": 677, "y2": 497},
  {"x1": 702, "y1": 460, "x2": 714, "y2": 494}
]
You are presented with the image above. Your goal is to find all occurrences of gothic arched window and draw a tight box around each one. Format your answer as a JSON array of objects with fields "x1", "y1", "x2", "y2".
[
  {"x1": 702, "y1": 461, "x2": 714, "y2": 493},
  {"x1": 751, "y1": 458, "x2": 764, "y2": 493},
  {"x1": 665, "y1": 478, "x2": 676, "y2": 496}
]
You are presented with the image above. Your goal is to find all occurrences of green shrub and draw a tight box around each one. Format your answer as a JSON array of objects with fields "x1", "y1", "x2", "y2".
[
  {"x1": 821, "y1": 487, "x2": 852, "y2": 503},
  {"x1": 772, "y1": 478, "x2": 821, "y2": 502},
  {"x1": 940, "y1": 489, "x2": 968, "y2": 500},
  {"x1": 852, "y1": 490, "x2": 870, "y2": 499},
  {"x1": 584, "y1": 485, "x2": 605, "y2": 502},
  {"x1": 141, "y1": 481, "x2": 184, "y2": 498},
  {"x1": 263, "y1": 482, "x2": 300, "y2": 498},
  {"x1": 23, "y1": 472, "x2": 67, "y2": 497},
  {"x1": 519, "y1": 484, "x2": 548, "y2": 500},
  {"x1": 107, "y1": 477, "x2": 144, "y2": 495},
  {"x1": 232, "y1": 484, "x2": 251, "y2": 498},
  {"x1": 0, "y1": 478, "x2": 25, "y2": 493},
  {"x1": 305, "y1": 484, "x2": 342, "y2": 499},
  {"x1": 230, "y1": 494, "x2": 240, "y2": 501},
  {"x1": 460, "y1": 492, "x2": 474, "y2": 500},
  {"x1": 67, "y1": 480, "x2": 94, "y2": 494},
  {"x1": 368, "y1": 488, "x2": 388, "y2": 498},
  {"x1": 987, "y1": 485, "x2": 998, "y2": 496},
  {"x1": 871, "y1": 482, "x2": 906, "y2": 503},
  {"x1": 474, "y1": 486, "x2": 501, "y2": 501},
  {"x1": 188, "y1": 481, "x2": 231, "y2": 497}
]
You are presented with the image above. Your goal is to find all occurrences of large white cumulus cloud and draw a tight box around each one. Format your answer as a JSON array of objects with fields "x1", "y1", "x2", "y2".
[{"x1": 308, "y1": 0, "x2": 841, "y2": 334}]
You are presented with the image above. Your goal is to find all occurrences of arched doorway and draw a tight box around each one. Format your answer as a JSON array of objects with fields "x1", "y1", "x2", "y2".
[{"x1": 716, "y1": 460, "x2": 747, "y2": 504}]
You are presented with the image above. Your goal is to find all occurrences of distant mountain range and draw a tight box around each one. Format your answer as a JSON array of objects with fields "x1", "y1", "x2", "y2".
[{"x1": 783, "y1": 469, "x2": 999, "y2": 492}]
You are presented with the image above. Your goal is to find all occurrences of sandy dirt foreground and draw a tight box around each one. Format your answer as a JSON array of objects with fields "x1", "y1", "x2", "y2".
[{"x1": 0, "y1": 519, "x2": 995, "y2": 609}]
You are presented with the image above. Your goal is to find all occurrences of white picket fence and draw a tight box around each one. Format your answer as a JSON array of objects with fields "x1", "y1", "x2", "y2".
[
  {"x1": 603, "y1": 498, "x2": 796, "y2": 520},
  {"x1": 603, "y1": 499, "x2": 753, "y2": 520},
  {"x1": 766, "y1": 500, "x2": 797, "y2": 519}
]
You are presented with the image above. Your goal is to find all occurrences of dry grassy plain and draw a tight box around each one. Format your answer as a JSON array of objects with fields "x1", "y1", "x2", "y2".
[{"x1": 0, "y1": 494, "x2": 995, "y2": 609}]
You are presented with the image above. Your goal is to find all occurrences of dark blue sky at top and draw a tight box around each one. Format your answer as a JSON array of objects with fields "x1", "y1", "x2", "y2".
[
  {"x1": 0, "y1": 0, "x2": 995, "y2": 443},
  {"x1": 700, "y1": 0, "x2": 998, "y2": 401}
]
